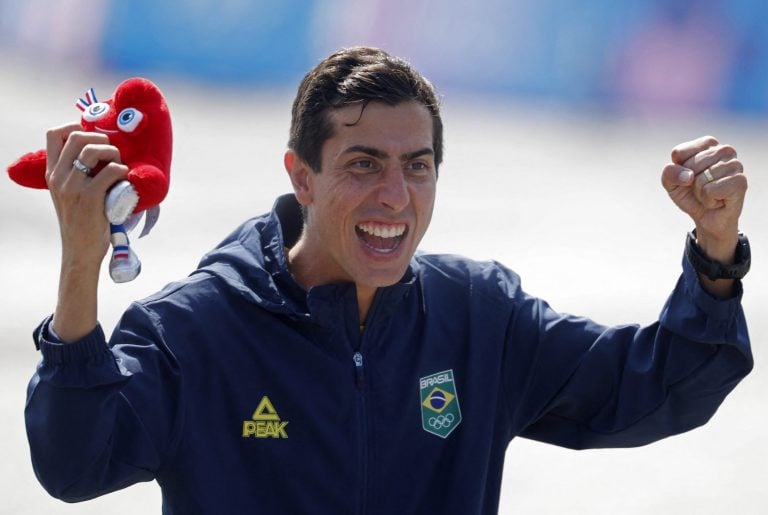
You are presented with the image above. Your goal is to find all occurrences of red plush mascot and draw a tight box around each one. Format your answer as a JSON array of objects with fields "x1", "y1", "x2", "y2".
[{"x1": 7, "y1": 78, "x2": 172, "y2": 282}]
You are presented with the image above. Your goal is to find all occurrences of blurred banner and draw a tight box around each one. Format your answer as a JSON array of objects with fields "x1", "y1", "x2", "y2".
[{"x1": 2, "y1": 0, "x2": 767, "y2": 114}]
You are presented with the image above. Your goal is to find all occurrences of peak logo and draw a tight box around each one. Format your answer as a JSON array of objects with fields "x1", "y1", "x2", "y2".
[{"x1": 242, "y1": 396, "x2": 289, "y2": 439}]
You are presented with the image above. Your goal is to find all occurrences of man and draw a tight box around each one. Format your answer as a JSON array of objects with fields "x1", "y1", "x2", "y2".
[{"x1": 26, "y1": 47, "x2": 752, "y2": 514}]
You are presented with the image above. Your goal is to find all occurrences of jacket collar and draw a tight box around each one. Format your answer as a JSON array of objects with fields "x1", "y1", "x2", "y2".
[{"x1": 267, "y1": 194, "x2": 422, "y2": 328}]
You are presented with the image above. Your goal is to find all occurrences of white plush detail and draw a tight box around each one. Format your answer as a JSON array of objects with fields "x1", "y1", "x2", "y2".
[
  {"x1": 109, "y1": 247, "x2": 141, "y2": 283},
  {"x1": 105, "y1": 180, "x2": 139, "y2": 224}
]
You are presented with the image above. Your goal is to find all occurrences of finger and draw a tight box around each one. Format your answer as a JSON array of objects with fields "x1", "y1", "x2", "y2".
[
  {"x1": 45, "y1": 123, "x2": 83, "y2": 177},
  {"x1": 670, "y1": 135, "x2": 719, "y2": 165},
  {"x1": 699, "y1": 172, "x2": 748, "y2": 211},
  {"x1": 50, "y1": 132, "x2": 111, "y2": 188},
  {"x1": 59, "y1": 161, "x2": 130, "y2": 208},
  {"x1": 56, "y1": 162, "x2": 130, "y2": 228},
  {"x1": 72, "y1": 143, "x2": 123, "y2": 178},
  {"x1": 683, "y1": 143, "x2": 738, "y2": 174},
  {"x1": 89, "y1": 162, "x2": 130, "y2": 195},
  {"x1": 59, "y1": 131, "x2": 110, "y2": 169},
  {"x1": 694, "y1": 158, "x2": 743, "y2": 189},
  {"x1": 696, "y1": 159, "x2": 746, "y2": 209},
  {"x1": 661, "y1": 163, "x2": 695, "y2": 193}
]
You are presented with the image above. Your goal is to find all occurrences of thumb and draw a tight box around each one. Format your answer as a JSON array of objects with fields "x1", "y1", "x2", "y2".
[{"x1": 661, "y1": 163, "x2": 695, "y2": 193}]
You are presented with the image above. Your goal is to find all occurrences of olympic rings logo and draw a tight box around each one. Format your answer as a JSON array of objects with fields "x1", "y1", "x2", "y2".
[{"x1": 428, "y1": 414, "x2": 455, "y2": 429}]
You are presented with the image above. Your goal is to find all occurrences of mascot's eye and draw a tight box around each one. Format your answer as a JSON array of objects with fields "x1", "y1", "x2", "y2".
[
  {"x1": 82, "y1": 102, "x2": 110, "y2": 122},
  {"x1": 117, "y1": 108, "x2": 144, "y2": 133}
]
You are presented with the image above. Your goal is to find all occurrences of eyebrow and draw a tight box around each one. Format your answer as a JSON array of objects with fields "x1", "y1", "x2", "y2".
[
  {"x1": 342, "y1": 145, "x2": 434, "y2": 162},
  {"x1": 402, "y1": 148, "x2": 435, "y2": 161}
]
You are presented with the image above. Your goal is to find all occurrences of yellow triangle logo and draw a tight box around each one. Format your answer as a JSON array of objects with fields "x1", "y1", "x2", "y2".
[{"x1": 252, "y1": 396, "x2": 280, "y2": 421}]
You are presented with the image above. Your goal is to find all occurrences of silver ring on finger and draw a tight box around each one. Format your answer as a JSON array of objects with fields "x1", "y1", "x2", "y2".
[
  {"x1": 703, "y1": 167, "x2": 715, "y2": 184},
  {"x1": 72, "y1": 158, "x2": 92, "y2": 176}
]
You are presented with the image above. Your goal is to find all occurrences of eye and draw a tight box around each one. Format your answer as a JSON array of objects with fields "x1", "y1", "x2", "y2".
[
  {"x1": 349, "y1": 159, "x2": 380, "y2": 174},
  {"x1": 407, "y1": 161, "x2": 433, "y2": 175},
  {"x1": 82, "y1": 102, "x2": 110, "y2": 122},
  {"x1": 117, "y1": 108, "x2": 144, "y2": 132}
]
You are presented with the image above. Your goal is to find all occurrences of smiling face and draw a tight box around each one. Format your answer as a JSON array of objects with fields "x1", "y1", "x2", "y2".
[{"x1": 286, "y1": 100, "x2": 437, "y2": 309}]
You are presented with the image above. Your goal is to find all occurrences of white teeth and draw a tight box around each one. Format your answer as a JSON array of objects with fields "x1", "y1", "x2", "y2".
[{"x1": 358, "y1": 223, "x2": 406, "y2": 238}]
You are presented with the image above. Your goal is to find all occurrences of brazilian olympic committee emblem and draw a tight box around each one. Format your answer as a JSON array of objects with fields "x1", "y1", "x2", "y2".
[{"x1": 419, "y1": 369, "x2": 462, "y2": 438}]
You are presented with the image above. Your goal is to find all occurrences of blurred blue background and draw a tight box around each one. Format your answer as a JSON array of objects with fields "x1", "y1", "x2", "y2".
[{"x1": 2, "y1": 0, "x2": 768, "y2": 114}]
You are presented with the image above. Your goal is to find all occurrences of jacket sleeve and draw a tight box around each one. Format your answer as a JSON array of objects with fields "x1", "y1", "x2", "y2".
[
  {"x1": 505, "y1": 257, "x2": 753, "y2": 450},
  {"x1": 24, "y1": 303, "x2": 182, "y2": 502}
]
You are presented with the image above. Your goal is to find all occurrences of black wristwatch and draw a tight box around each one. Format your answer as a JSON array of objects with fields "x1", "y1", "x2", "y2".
[{"x1": 685, "y1": 230, "x2": 751, "y2": 281}]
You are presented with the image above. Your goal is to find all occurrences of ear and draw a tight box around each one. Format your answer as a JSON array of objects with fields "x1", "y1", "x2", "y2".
[{"x1": 284, "y1": 150, "x2": 313, "y2": 205}]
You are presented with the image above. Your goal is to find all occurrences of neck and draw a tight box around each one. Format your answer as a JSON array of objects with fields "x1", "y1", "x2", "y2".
[
  {"x1": 356, "y1": 285, "x2": 376, "y2": 324},
  {"x1": 287, "y1": 240, "x2": 377, "y2": 325}
]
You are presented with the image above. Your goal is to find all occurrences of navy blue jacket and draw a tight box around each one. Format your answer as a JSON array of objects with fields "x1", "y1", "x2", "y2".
[{"x1": 25, "y1": 194, "x2": 753, "y2": 514}]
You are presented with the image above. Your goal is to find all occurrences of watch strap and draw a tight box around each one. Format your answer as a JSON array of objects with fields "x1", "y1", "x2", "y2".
[{"x1": 685, "y1": 230, "x2": 751, "y2": 281}]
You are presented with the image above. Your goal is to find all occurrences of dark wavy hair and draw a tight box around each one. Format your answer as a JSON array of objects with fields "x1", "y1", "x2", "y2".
[{"x1": 288, "y1": 46, "x2": 443, "y2": 173}]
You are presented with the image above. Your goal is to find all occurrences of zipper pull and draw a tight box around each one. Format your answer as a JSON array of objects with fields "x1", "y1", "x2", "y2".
[{"x1": 353, "y1": 351, "x2": 365, "y2": 389}]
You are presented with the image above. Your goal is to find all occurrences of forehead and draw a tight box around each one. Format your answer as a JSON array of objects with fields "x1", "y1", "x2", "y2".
[{"x1": 325, "y1": 101, "x2": 434, "y2": 153}]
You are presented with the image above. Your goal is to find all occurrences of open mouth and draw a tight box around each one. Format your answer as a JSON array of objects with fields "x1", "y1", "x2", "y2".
[{"x1": 355, "y1": 222, "x2": 408, "y2": 253}]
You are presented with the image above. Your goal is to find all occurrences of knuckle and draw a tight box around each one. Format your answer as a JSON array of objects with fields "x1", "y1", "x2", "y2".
[
  {"x1": 65, "y1": 131, "x2": 87, "y2": 149},
  {"x1": 734, "y1": 173, "x2": 748, "y2": 191},
  {"x1": 80, "y1": 144, "x2": 102, "y2": 161},
  {"x1": 661, "y1": 163, "x2": 678, "y2": 181},
  {"x1": 717, "y1": 144, "x2": 737, "y2": 159},
  {"x1": 101, "y1": 162, "x2": 123, "y2": 175},
  {"x1": 78, "y1": 145, "x2": 93, "y2": 160},
  {"x1": 662, "y1": 163, "x2": 675, "y2": 173},
  {"x1": 70, "y1": 130, "x2": 88, "y2": 141},
  {"x1": 670, "y1": 145, "x2": 687, "y2": 161},
  {"x1": 725, "y1": 158, "x2": 744, "y2": 173},
  {"x1": 67, "y1": 131, "x2": 106, "y2": 148}
]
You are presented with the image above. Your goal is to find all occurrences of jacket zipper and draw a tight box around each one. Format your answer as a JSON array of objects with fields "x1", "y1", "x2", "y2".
[
  {"x1": 352, "y1": 350, "x2": 368, "y2": 514},
  {"x1": 354, "y1": 293, "x2": 385, "y2": 515},
  {"x1": 353, "y1": 351, "x2": 365, "y2": 388}
]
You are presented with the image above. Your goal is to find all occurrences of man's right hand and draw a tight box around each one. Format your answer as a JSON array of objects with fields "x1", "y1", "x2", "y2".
[{"x1": 46, "y1": 124, "x2": 129, "y2": 342}]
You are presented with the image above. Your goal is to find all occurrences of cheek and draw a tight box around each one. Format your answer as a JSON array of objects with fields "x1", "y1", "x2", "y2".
[
  {"x1": 323, "y1": 180, "x2": 361, "y2": 219},
  {"x1": 414, "y1": 183, "x2": 437, "y2": 217},
  {"x1": 311, "y1": 190, "x2": 348, "y2": 239}
]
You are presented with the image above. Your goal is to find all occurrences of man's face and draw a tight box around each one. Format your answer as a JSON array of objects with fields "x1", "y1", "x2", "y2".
[{"x1": 293, "y1": 100, "x2": 437, "y2": 295}]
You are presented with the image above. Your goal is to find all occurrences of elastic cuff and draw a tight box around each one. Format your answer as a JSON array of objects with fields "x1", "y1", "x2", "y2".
[{"x1": 34, "y1": 316, "x2": 110, "y2": 365}]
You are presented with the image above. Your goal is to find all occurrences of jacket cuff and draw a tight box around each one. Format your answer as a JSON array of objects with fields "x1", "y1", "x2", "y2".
[
  {"x1": 681, "y1": 254, "x2": 743, "y2": 321},
  {"x1": 659, "y1": 256, "x2": 748, "y2": 348},
  {"x1": 32, "y1": 317, "x2": 127, "y2": 389},
  {"x1": 34, "y1": 316, "x2": 111, "y2": 364}
]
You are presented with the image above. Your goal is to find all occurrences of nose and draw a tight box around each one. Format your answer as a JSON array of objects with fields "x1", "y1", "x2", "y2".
[{"x1": 377, "y1": 166, "x2": 410, "y2": 212}]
